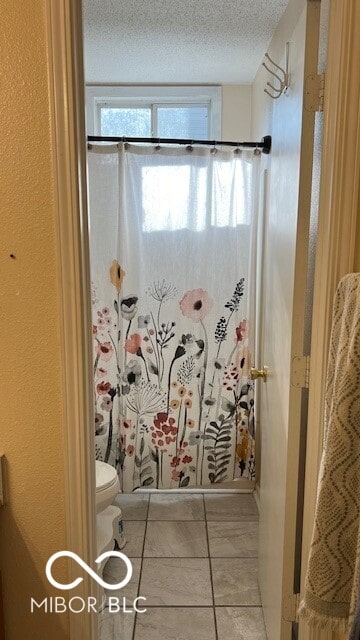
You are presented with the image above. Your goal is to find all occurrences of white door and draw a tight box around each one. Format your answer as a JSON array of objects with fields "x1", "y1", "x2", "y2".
[{"x1": 257, "y1": 3, "x2": 321, "y2": 639}]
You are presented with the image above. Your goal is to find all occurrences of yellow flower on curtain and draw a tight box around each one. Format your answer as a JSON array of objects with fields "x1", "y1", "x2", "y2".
[
  {"x1": 236, "y1": 434, "x2": 250, "y2": 462},
  {"x1": 109, "y1": 260, "x2": 125, "y2": 293}
]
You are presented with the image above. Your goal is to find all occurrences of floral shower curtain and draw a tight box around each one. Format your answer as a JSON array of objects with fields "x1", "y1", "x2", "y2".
[{"x1": 88, "y1": 142, "x2": 260, "y2": 492}]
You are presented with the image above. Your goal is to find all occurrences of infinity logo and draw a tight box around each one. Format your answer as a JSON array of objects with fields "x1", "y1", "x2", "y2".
[{"x1": 46, "y1": 551, "x2": 133, "y2": 591}]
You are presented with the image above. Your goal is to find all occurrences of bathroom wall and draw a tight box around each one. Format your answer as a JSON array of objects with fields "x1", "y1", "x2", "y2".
[
  {"x1": 221, "y1": 84, "x2": 252, "y2": 140},
  {"x1": 251, "y1": 0, "x2": 307, "y2": 492},
  {"x1": 252, "y1": 2, "x2": 351, "y2": 640},
  {"x1": 0, "y1": 1, "x2": 70, "y2": 638},
  {"x1": 251, "y1": 0, "x2": 314, "y2": 637}
]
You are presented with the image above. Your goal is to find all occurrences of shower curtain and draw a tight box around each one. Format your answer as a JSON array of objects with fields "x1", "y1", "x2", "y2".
[{"x1": 88, "y1": 142, "x2": 260, "y2": 492}]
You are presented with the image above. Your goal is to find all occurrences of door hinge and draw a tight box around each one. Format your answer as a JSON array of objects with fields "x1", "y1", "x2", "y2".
[
  {"x1": 304, "y1": 73, "x2": 325, "y2": 112},
  {"x1": 283, "y1": 592, "x2": 301, "y2": 622},
  {"x1": 291, "y1": 355, "x2": 310, "y2": 388}
]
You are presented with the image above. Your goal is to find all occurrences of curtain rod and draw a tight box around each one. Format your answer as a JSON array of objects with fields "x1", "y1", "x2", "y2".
[{"x1": 87, "y1": 134, "x2": 272, "y2": 154}]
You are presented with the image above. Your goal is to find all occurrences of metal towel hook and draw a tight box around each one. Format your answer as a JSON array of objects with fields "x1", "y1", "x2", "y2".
[{"x1": 262, "y1": 42, "x2": 290, "y2": 99}]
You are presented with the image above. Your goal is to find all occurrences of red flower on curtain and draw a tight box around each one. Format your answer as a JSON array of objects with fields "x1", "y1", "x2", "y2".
[
  {"x1": 96, "y1": 341, "x2": 114, "y2": 361},
  {"x1": 97, "y1": 381, "x2": 112, "y2": 395},
  {"x1": 124, "y1": 333, "x2": 142, "y2": 354}
]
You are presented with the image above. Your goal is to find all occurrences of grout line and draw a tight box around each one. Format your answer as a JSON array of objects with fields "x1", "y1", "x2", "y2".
[
  {"x1": 203, "y1": 493, "x2": 219, "y2": 640},
  {"x1": 129, "y1": 555, "x2": 258, "y2": 559},
  {"x1": 142, "y1": 555, "x2": 209, "y2": 559},
  {"x1": 138, "y1": 604, "x2": 263, "y2": 608},
  {"x1": 144, "y1": 518, "x2": 259, "y2": 522},
  {"x1": 131, "y1": 496, "x2": 150, "y2": 640},
  {"x1": 146, "y1": 519, "x2": 207, "y2": 522}
]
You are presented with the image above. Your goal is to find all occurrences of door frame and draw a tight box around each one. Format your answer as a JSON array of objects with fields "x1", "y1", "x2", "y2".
[
  {"x1": 299, "y1": 1, "x2": 360, "y2": 639},
  {"x1": 45, "y1": 0, "x2": 360, "y2": 639},
  {"x1": 46, "y1": 2, "x2": 97, "y2": 639}
]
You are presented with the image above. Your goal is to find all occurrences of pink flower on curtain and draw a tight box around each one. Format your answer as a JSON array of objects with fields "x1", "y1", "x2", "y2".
[
  {"x1": 179, "y1": 288, "x2": 214, "y2": 322},
  {"x1": 124, "y1": 333, "x2": 142, "y2": 354},
  {"x1": 96, "y1": 341, "x2": 113, "y2": 361},
  {"x1": 236, "y1": 319, "x2": 248, "y2": 342}
]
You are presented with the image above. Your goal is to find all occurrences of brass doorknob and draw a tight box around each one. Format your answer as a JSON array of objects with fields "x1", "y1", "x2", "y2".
[{"x1": 250, "y1": 366, "x2": 268, "y2": 381}]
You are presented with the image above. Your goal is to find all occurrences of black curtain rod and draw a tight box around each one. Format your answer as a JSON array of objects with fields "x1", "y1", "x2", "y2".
[{"x1": 87, "y1": 134, "x2": 272, "y2": 154}]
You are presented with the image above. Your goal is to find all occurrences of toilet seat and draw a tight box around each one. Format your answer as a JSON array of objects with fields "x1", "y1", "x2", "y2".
[
  {"x1": 96, "y1": 460, "x2": 118, "y2": 492},
  {"x1": 96, "y1": 461, "x2": 120, "y2": 513}
]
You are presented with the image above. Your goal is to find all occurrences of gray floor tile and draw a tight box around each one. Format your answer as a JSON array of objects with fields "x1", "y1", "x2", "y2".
[
  {"x1": 140, "y1": 558, "x2": 213, "y2": 605},
  {"x1": 99, "y1": 609, "x2": 135, "y2": 640},
  {"x1": 115, "y1": 493, "x2": 149, "y2": 520},
  {"x1": 208, "y1": 521, "x2": 258, "y2": 557},
  {"x1": 144, "y1": 520, "x2": 208, "y2": 557},
  {"x1": 212, "y1": 558, "x2": 261, "y2": 605},
  {"x1": 123, "y1": 520, "x2": 146, "y2": 557},
  {"x1": 134, "y1": 607, "x2": 216, "y2": 640},
  {"x1": 99, "y1": 491, "x2": 267, "y2": 638},
  {"x1": 148, "y1": 493, "x2": 205, "y2": 520},
  {"x1": 103, "y1": 556, "x2": 141, "y2": 600},
  {"x1": 216, "y1": 607, "x2": 267, "y2": 639},
  {"x1": 205, "y1": 494, "x2": 258, "y2": 521}
]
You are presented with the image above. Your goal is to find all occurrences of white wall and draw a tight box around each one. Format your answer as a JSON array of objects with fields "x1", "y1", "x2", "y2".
[
  {"x1": 251, "y1": 0, "x2": 307, "y2": 494},
  {"x1": 222, "y1": 84, "x2": 252, "y2": 140},
  {"x1": 252, "y1": 0, "x2": 306, "y2": 142},
  {"x1": 250, "y1": 1, "x2": 312, "y2": 639}
]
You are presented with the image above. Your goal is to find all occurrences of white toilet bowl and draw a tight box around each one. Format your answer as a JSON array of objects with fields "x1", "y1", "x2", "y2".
[
  {"x1": 95, "y1": 461, "x2": 125, "y2": 610},
  {"x1": 96, "y1": 460, "x2": 120, "y2": 513}
]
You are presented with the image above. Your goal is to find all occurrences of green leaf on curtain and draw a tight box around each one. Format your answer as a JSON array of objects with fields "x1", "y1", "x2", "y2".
[
  {"x1": 221, "y1": 397, "x2": 236, "y2": 413},
  {"x1": 140, "y1": 466, "x2": 152, "y2": 477},
  {"x1": 142, "y1": 477, "x2": 154, "y2": 487},
  {"x1": 147, "y1": 358, "x2": 159, "y2": 375}
]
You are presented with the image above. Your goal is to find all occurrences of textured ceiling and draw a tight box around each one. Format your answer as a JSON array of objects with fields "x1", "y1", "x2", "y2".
[{"x1": 83, "y1": 0, "x2": 289, "y2": 84}]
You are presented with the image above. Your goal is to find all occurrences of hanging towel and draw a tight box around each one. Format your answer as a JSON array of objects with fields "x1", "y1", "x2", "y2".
[{"x1": 299, "y1": 273, "x2": 360, "y2": 634}]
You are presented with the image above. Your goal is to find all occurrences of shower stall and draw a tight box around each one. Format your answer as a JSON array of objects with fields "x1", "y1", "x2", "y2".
[{"x1": 88, "y1": 137, "x2": 266, "y2": 493}]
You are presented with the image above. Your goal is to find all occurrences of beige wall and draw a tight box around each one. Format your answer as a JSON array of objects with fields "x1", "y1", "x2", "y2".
[
  {"x1": 251, "y1": 0, "x2": 306, "y2": 141},
  {"x1": 0, "y1": 2, "x2": 69, "y2": 638},
  {"x1": 221, "y1": 85, "x2": 252, "y2": 140}
]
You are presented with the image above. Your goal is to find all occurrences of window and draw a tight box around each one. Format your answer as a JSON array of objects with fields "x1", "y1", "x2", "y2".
[{"x1": 86, "y1": 86, "x2": 221, "y2": 139}]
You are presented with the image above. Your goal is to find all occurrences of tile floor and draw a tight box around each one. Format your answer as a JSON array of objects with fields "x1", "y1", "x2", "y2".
[{"x1": 100, "y1": 492, "x2": 267, "y2": 640}]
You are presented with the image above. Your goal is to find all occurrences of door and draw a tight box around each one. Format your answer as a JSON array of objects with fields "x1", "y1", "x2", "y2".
[{"x1": 257, "y1": 3, "x2": 321, "y2": 639}]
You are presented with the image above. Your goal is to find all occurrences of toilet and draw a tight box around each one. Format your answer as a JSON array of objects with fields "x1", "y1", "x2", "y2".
[
  {"x1": 96, "y1": 460, "x2": 120, "y2": 514},
  {"x1": 95, "y1": 461, "x2": 126, "y2": 608}
]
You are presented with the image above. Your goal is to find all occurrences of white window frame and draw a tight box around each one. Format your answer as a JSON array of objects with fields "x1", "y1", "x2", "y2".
[{"x1": 85, "y1": 85, "x2": 222, "y2": 138}]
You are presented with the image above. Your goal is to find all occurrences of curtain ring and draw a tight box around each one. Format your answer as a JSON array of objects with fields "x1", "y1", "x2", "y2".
[
  {"x1": 186, "y1": 143, "x2": 193, "y2": 152},
  {"x1": 124, "y1": 142, "x2": 130, "y2": 150},
  {"x1": 155, "y1": 138, "x2": 161, "y2": 151},
  {"x1": 254, "y1": 147, "x2": 261, "y2": 156},
  {"x1": 234, "y1": 143, "x2": 242, "y2": 155},
  {"x1": 210, "y1": 141, "x2": 217, "y2": 155}
]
